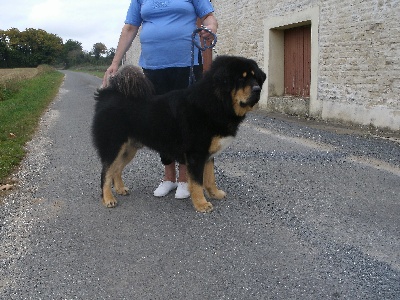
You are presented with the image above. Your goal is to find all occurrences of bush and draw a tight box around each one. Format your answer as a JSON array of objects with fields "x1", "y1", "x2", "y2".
[{"x1": 0, "y1": 79, "x2": 21, "y2": 101}]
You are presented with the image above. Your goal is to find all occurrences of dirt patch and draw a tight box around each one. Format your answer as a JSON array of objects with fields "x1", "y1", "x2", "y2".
[
  {"x1": 0, "y1": 68, "x2": 38, "y2": 83},
  {"x1": 0, "y1": 178, "x2": 18, "y2": 205}
]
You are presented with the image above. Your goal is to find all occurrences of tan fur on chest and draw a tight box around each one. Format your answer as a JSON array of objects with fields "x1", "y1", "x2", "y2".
[{"x1": 209, "y1": 136, "x2": 234, "y2": 157}]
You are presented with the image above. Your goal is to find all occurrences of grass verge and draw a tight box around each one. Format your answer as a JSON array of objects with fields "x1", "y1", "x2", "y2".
[
  {"x1": 70, "y1": 65, "x2": 108, "y2": 78},
  {"x1": 0, "y1": 67, "x2": 64, "y2": 185}
]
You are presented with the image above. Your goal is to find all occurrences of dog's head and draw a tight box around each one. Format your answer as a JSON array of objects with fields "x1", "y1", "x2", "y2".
[{"x1": 210, "y1": 56, "x2": 267, "y2": 117}]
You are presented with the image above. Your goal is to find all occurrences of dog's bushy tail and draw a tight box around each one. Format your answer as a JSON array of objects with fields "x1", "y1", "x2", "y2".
[{"x1": 96, "y1": 65, "x2": 155, "y2": 100}]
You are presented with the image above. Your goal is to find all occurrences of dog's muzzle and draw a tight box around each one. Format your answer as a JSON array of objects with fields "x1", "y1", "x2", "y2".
[{"x1": 240, "y1": 85, "x2": 262, "y2": 108}]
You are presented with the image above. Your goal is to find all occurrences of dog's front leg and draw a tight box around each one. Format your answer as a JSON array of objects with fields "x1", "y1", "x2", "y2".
[
  {"x1": 188, "y1": 177, "x2": 213, "y2": 212},
  {"x1": 203, "y1": 158, "x2": 226, "y2": 199},
  {"x1": 186, "y1": 155, "x2": 213, "y2": 213}
]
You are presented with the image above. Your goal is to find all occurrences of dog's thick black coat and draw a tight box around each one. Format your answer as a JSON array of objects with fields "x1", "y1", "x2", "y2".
[{"x1": 92, "y1": 55, "x2": 266, "y2": 212}]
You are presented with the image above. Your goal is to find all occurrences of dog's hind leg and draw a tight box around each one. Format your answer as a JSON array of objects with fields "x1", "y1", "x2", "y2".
[
  {"x1": 203, "y1": 158, "x2": 226, "y2": 200},
  {"x1": 112, "y1": 141, "x2": 138, "y2": 196},
  {"x1": 101, "y1": 141, "x2": 137, "y2": 208},
  {"x1": 101, "y1": 165, "x2": 117, "y2": 208}
]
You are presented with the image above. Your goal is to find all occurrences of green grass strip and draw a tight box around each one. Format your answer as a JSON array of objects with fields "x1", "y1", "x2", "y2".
[
  {"x1": 0, "y1": 70, "x2": 64, "y2": 182},
  {"x1": 71, "y1": 65, "x2": 108, "y2": 78}
]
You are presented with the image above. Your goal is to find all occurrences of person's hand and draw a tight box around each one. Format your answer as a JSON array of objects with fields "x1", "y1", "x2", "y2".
[
  {"x1": 200, "y1": 13, "x2": 218, "y2": 42},
  {"x1": 199, "y1": 24, "x2": 217, "y2": 41},
  {"x1": 102, "y1": 63, "x2": 119, "y2": 87}
]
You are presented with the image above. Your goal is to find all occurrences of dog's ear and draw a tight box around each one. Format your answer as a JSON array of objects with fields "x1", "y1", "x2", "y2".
[
  {"x1": 212, "y1": 66, "x2": 228, "y2": 84},
  {"x1": 255, "y1": 67, "x2": 267, "y2": 88},
  {"x1": 212, "y1": 65, "x2": 232, "y2": 93},
  {"x1": 248, "y1": 60, "x2": 266, "y2": 88}
]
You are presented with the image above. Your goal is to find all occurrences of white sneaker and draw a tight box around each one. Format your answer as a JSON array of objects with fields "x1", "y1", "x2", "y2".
[
  {"x1": 153, "y1": 181, "x2": 178, "y2": 197},
  {"x1": 175, "y1": 182, "x2": 190, "y2": 199}
]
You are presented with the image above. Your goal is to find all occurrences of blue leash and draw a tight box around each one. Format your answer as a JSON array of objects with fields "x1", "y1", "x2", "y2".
[{"x1": 189, "y1": 26, "x2": 217, "y2": 86}]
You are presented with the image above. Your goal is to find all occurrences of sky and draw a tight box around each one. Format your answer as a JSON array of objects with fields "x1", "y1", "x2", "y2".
[{"x1": 0, "y1": 0, "x2": 131, "y2": 52}]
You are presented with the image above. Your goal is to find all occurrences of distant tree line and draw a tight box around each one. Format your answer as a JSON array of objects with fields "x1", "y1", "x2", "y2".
[{"x1": 0, "y1": 28, "x2": 115, "y2": 68}]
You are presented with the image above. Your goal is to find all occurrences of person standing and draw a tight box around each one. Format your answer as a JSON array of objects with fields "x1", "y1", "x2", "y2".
[{"x1": 103, "y1": 0, "x2": 218, "y2": 199}]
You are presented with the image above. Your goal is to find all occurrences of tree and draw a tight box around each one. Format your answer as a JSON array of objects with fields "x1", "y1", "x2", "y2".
[
  {"x1": 62, "y1": 39, "x2": 83, "y2": 68},
  {"x1": 63, "y1": 39, "x2": 82, "y2": 54},
  {"x1": 92, "y1": 42, "x2": 107, "y2": 60},
  {"x1": 107, "y1": 47, "x2": 116, "y2": 60},
  {"x1": 0, "y1": 28, "x2": 63, "y2": 67},
  {"x1": 0, "y1": 27, "x2": 112, "y2": 68},
  {"x1": 0, "y1": 28, "x2": 25, "y2": 67},
  {"x1": 0, "y1": 31, "x2": 10, "y2": 68}
]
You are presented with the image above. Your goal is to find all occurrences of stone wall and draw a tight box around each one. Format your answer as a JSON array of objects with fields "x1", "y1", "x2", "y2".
[
  {"x1": 213, "y1": 0, "x2": 400, "y2": 130},
  {"x1": 125, "y1": 31, "x2": 141, "y2": 68}
]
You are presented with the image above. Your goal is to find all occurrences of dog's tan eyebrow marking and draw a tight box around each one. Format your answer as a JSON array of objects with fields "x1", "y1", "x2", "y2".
[
  {"x1": 242, "y1": 72, "x2": 247, "y2": 78},
  {"x1": 251, "y1": 70, "x2": 255, "y2": 75}
]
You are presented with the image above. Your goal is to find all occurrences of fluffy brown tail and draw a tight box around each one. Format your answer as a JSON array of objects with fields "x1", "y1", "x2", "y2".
[{"x1": 98, "y1": 65, "x2": 155, "y2": 100}]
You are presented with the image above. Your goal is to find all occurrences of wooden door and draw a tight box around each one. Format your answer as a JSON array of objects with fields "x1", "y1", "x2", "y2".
[{"x1": 284, "y1": 25, "x2": 311, "y2": 96}]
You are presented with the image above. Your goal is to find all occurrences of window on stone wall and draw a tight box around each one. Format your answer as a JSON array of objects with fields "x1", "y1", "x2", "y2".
[{"x1": 284, "y1": 25, "x2": 311, "y2": 97}]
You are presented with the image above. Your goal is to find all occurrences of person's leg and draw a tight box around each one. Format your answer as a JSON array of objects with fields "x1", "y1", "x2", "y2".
[
  {"x1": 175, "y1": 163, "x2": 190, "y2": 199},
  {"x1": 144, "y1": 67, "x2": 203, "y2": 198},
  {"x1": 164, "y1": 162, "x2": 176, "y2": 181},
  {"x1": 171, "y1": 66, "x2": 203, "y2": 199},
  {"x1": 143, "y1": 69, "x2": 178, "y2": 196},
  {"x1": 177, "y1": 164, "x2": 187, "y2": 182},
  {"x1": 153, "y1": 160, "x2": 178, "y2": 197},
  {"x1": 142, "y1": 68, "x2": 170, "y2": 95}
]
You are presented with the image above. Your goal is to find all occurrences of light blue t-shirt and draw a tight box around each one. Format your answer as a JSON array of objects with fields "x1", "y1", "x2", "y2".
[{"x1": 125, "y1": 0, "x2": 214, "y2": 69}]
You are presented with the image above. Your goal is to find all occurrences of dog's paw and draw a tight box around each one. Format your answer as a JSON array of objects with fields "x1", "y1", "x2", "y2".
[
  {"x1": 206, "y1": 189, "x2": 226, "y2": 200},
  {"x1": 194, "y1": 201, "x2": 214, "y2": 213},
  {"x1": 115, "y1": 186, "x2": 130, "y2": 196},
  {"x1": 103, "y1": 197, "x2": 117, "y2": 208}
]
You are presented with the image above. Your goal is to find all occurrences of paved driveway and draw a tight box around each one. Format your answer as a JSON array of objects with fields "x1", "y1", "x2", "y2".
[{"x1": 1, "y1": 70, "x2": 399, "y2": 299}]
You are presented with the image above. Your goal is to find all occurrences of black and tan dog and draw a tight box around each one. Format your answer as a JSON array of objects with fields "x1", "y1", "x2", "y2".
[{"x1": 92, "y1": 55, "x2": 266, "y2": 212}]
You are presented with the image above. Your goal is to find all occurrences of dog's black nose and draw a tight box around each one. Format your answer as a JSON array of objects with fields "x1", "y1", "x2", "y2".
[{"x1": 252, "y1": 86, "x2": 261, "y2": 93}]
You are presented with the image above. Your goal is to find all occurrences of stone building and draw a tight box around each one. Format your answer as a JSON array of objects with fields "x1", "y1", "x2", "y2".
[{"x1": 126, "y1": 1, "x2": 400, "y2": 131}]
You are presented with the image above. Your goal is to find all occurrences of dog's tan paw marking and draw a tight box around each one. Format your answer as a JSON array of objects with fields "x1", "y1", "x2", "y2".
[
  {"x1": 115, "y1": 186, "x2": 129, "y2": 195},
  {"x1": 194, "y1": 201, "x2": 214, "y2": 213},
  {"x1": 103, "y1": 197, "x2": 117, "y2": 208},
  {"x1": 208, "y1": 189, "x2": 226, "y2": 200}
]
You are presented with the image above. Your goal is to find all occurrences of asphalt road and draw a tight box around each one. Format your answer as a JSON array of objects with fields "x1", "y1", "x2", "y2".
[{"x1": 1, "y1": 70, "x2": 399, "y2": 299}]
